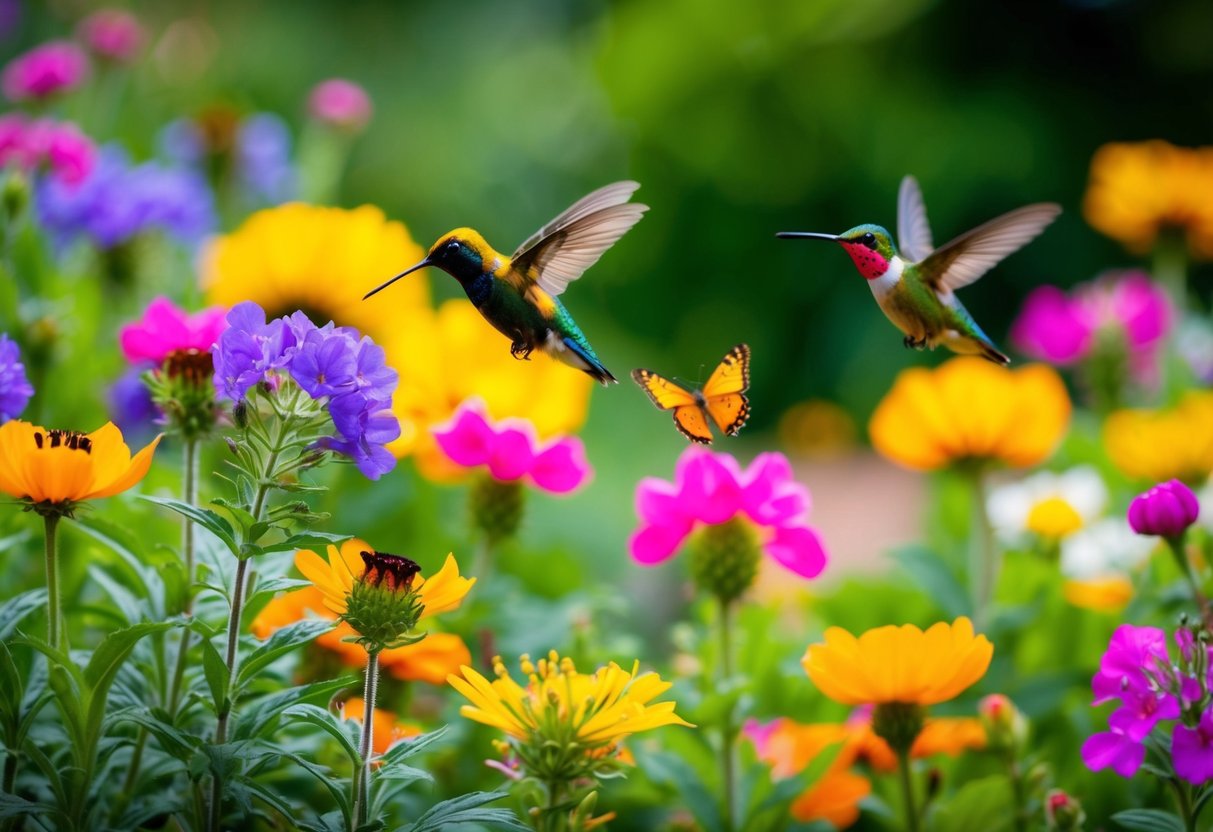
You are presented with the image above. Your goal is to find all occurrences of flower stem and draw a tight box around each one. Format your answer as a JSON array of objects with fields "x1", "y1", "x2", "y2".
[
  {"x1": 1154, "y1": 235, "x2": 1187, "y2": 321},
  {"x1": 897, "y1": 751, "x2": 921, "y2": 832},
  {"x1": 1169, "y1": 776, "x2": 1196, "y2": 832},
  {"x1": 1166, "y1": 536, "x2": 1211, "y2": 624},
  {"x1": 43, "y1": 513, "x2": 61, "y2": 651},
  {"x1": 719, "y1": 597, "x2": 737, "y2": 832},
  {"x1": 966, "y1": 467, "x2": 997, "y2": 628},
  {"x1": 352, "y1": 650, "x2": 381, "y2": 831}
]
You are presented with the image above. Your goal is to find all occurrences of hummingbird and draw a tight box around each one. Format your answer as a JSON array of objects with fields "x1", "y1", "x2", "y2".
[
  {"x1": 363, "y1": 181, "x2": 648, "y2": 385},
  {"x1": 777, "y1": 176, "x2": 1061, "y2": 365}
]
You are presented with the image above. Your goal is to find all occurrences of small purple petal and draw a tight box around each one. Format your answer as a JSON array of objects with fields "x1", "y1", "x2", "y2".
[{"x1": 1081, "y1": 730, "x2": 1145, "y2": 778}]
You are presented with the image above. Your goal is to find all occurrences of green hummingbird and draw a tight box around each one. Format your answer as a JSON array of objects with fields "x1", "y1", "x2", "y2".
[
  {"x1": 363, "y1": 181, "x2": 648, "y2": 385},
  {"x1": 778, "y1": 176, "x2": 1061, "y2": 364}
]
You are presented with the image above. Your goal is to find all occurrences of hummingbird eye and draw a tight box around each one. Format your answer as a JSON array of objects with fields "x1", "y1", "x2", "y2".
[{"x1": 861, "y1": 232, "x2": 877, "y2": 249}]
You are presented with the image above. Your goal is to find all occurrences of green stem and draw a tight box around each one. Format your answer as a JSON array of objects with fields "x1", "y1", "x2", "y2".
[
  {"x1": 1008, "y1": 758, "x2": 1026, "y2": 832},
  {"x1": 897, "y1": 751, "x2": 921, "y2": 832},
  {"x1": 542, "y1": 779, "x2": 565, "y2": 832},
  {"x1": 966, "y1": 467, "x2": 996, "y2": 628},
  {"x1": 352, "y1": 650, "x2": 381, "y2": 831},
  {"x1": 1169, "y1": 776, "x2": 1196, "y2": 832},
  {"x1": 719, "y1": 597, "x2": 736, "y2": 832},
  {"x1": 168, "y1": 438, "x2": 201, "y2": 715},
  {"x1": 1154, "y1": 235, "x2": 1187, "y2": 319},
  {"x1": 43, "y1": 514, "x2": 61, "y2": 652},
  {"x1": 1166, "y1": 536, "x2": 1211, "y2": 625}
]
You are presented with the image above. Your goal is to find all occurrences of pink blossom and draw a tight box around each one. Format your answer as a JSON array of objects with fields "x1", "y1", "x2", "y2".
[
  {"x1": 431, "y1": 398, "x2": 592, "y2": 494},
  {"x1": 1011, "y1": 271, "x2": 1171, "y2": 381},
  {"x1": 629, "y1": 447, "x2": 827, "y2": 579},
  {"x1": 119, "y1": 297, "x2": 229, "y2": 364},
  {"x1": 2, "y1": 41, "x2": 89, "y2": 102},
  {"x1": 0, "y1": 114, "x2": 95, "y2": 184},
  {"x1": 308, "y1": 79, "x2": 372, "y2": 131},
  {"x1": 78, "y1": 9, "x2": 146, "y2": 64}
]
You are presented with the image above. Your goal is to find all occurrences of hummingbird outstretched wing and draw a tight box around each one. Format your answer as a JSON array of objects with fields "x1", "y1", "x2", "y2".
[
  {"x1": 511, "y1": 181, "x2": 648, "y2": 297},
  {"x1": 919, "y1": 203, "x2": 1062, "y2": 294},
  {"x1": 896, "y1": 176, "x2": 935, "y2": 262}
]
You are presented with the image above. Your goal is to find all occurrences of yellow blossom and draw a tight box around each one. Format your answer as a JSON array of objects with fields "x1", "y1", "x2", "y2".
[
  {"x1": 1063, "y1": 576, "x2": 1134, "y2": 612},
  {"x1": 1104, "y1": 391, "x2": 1213, "y2": 484}
]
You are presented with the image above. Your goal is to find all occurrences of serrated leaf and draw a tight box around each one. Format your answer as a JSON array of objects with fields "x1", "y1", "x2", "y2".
[
  {"x1": 235, "y1": 618, "x2": 334, "y2": 690},
  {"x1": 406, "y1": 791, "x2": 527, "y2": 832},
  {"x1": 1112, "y1": 809, "x2": 1187, "y2": 832},
  {"x1": 0, "y1": 589, "x2": 48, "y2": 641}
]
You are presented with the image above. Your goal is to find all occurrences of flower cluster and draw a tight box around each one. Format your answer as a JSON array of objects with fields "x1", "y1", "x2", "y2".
[
  {"x1": 0, "y1": 333, "x2": 33, "y2": 422},
  {"x1": 36, "y1": 146, "x2": 215, "y2": 250},
  {"x1": 2, "y1": 40, "x2": 88, "y2": 102},
  {"x1": 160, "y1": 111, "x2": 296, "y2": 206},
  {"x1": 212, "y1": 302, "x2": 400, "y2": 479},
  {"x1": 1083, "y1": 624, "x2": 1213, "y2": 784},
  {"x1": 0, "y1": 113, "x2": 95, "y2": 185}
]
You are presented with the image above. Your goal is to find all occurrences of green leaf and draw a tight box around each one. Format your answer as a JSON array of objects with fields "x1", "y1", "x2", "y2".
[
  {"x1": 200, "y1": 636, "x2": 230, "y2": 710},
  {"x1": 406, "y1": 791, "x2": 528, "y2": 832},
  {"x1": 107, "y1": 707, "x2": 198, "y2": 760},
  {"x1": 73, "y1": 517, "x2": 162, "y2": 603},
  {"x1": 235, "y1": 677, "x2": 357, "y2": 741},
  {"x1": 1111, "y1": 809, "x2": 1188, "y2": 832},
  {"x1": 235, "y1": 618, "x2": 334, "y2": 690},
  {"x1": 275, "y1": 746, "x2": 351, "y2": 827},
  {"x1": 84, "y1": 621, "x2": 177, "y2": 689},
  {"x1": 256, "y1": 530, "x2": 351, "y2": 555},
  {"x1": 632, "y1": 748, "x2": 725, "y2": 832},
  {"x1": 890, "y1": 544, "x2": 970, "y2": 618},
  {"x1": 284, "y1": 703, "x2": 360, "y2": 767},
  {"x1": 0, "y1": 589, "x2": 48, "y2": 640},
  {"x1": 0, "y1": 793, "x2": 57, "y2": 822},
  {"x1": 0, "y1": 641, "x2": 22, "y2": 715},
  {"x1": 378, "y1": 725, "x2": 450, "y2": 767},
  {"x1": 143, "y1": 496, "x2": 240, "y2": 555},
  {"x1": 930, "y1": 775, "x2": 1013, "y2": 832}
]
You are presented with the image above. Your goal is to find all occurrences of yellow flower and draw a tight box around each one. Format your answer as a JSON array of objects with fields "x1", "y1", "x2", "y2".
[
  {"x1": 802, "y1": 617, "x2": 993, "y2": 707},
  {"x1": 386, "y1": 300, "x2": 592, "y2": 473},
  {"x1": 449, "y1": 651, "x2": 692, "y2": 751},
  {"x1": 339, "y1": 697, "x2": 422, "y2": 756},
  {"x1": 0, "y1": 420, "x2": 161, "y2": 510},
  {"x1": 1083, "y1": 141, "x2": 1213, "y2": 257},
  {"x1": 869, "y1": 358, "x2": 1070, "y2": 471},
  {"x1": 1063, "y1": 576, "x2": 1134, "y2": 612},
  {"x1": 203, "y1": 203, "x2": 430, "y2": 346},
  {"x1": 1104, "y1": 391, "x2": 1213, "y2": 485}
]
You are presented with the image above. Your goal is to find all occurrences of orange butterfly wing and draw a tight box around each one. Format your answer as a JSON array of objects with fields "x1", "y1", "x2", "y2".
[
  {"x1": 631, "y1": 369, "x2": 714, "y2": 444},
  {"x1": 701, "y1": 344, "x2": 751, "y2": 435}
]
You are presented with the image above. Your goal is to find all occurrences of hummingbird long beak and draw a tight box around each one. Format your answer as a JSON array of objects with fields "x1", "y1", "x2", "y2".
[
  {"x1": 362, "y1": 258, "x2": 432, "y2": 300},
  {"x1": 775, "y1": 232, "x2": 840, "y2": 242}
]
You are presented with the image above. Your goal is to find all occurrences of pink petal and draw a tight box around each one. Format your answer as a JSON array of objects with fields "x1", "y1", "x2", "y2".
[
  {"x1": 529, "y1": 437, "x2": 592, "y2": 494},
  {"x1": 432, "y1": 399, "x2": 495, "y2": 468},
  {"x1": 1010, "y1": 286, "x2": 1093, "y2": 364},
  {"x1": 636, "y1": 477, "x2": 687, "y2": 525},
  {"x1": 680, "y1": 451, "x2": 744, "y2": 524},
  {"x1": 629, "y1": 520, "x2": 693, "y2": 565},
  {"x1": 486, "y1": 425, "x2": 537, "y2": 481},
  {"x1": 764, "y1": 525, "x2": 827, "y2": 579},
  {"x1": 742, "y1": 452, "x2": 811, "y2": 525}
]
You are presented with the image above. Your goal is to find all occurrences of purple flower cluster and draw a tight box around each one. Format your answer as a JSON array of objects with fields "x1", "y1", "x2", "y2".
[
  {"x1": 35, "y1": 145, "x2": 215, "y2": 250},
  {"x1": 159, "y1": 113, "x2": 296, "y2": 206},
  {"x1": 0, "y1": 333, "x2": 33, "y2": 422},
  {"x1": 212, "y1": 302, "x2": 399, "y2": 479},
  {"x1": 1083, "y1": 624, "x2": 1213, "y2": 784}
]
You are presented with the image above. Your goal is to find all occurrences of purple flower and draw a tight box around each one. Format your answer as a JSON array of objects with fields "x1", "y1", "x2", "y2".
[
  {"x1": 35, "y1": 145, "x2": 215, "y2": 250},
  {"x1": 0, "y1": 115, "x2": 96, "y2": 185},
  {"x1": 78, "y1": 9, "x2": 146, "y2": 64},
  {"x1": 1092, "y1": 624, "x2": 1169, "y2": 705},
  {"x1": 1173, "y1": 709, "x2": 1213, "y2": 785},
  {"x1": 212, "y1": 302, "x2": 291, "y2": 401},
  {"x1": 1081, "y1": 727, "x2": 1145, "y2": 778},
  {"x1": 0, "y1": 333, "x2": 33, "y2": 422},
  {"x1": 308, "y1": 79, "x2": 372, "y2": 132},
  {"x1": 236, "y1": 113, "x2": 296, "y2": 204},
  {"x1": 289, "y1": 328, "x2": 357, "y2": 398},
  {"x1": 1128, "y1": 480, "x2": 1201, "y2": 539},
  {"x1": 2, "y1": 40, "x2": 88, "y2": 101},
  {"x1": 108, "y1": 365, "x2": 158, "y2": 441}
]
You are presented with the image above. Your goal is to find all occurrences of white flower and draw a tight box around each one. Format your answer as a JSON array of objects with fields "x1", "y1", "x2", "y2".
[
  {"x1": 1060, "y1": 518, "x2": 1155, "y2": 581},
  {"x1": 987, "y1": 466, "x2": 1108, "y2": 543}
]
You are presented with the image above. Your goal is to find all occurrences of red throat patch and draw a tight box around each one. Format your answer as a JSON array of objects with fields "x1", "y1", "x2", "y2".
[{"x1": 839, "y1": 242, "x2": 889, "y2": 280}]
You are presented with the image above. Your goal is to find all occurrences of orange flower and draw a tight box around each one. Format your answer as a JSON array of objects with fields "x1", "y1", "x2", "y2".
[
  {"x1": 339, "y1": 697, "x2": 422, "y2": 756},
  {"x1": 869, "y1": 358, "x2": 1070, "y2": 471},
  {"x1": 790, "y1": 768, "x2": 871, "y2": 828},
  {"x1": 1063, "y1": 576, "x2": 1134, "y2": 612},
  {"x1": 381, "y1": 633, "x2": 472, "y2": 685},
  {"x1": 0, "y1": 420, "x2": 160, "y2": 510},
  {"x1": 1104, "y1": 391, "x2": 1213, "y2": 485}
]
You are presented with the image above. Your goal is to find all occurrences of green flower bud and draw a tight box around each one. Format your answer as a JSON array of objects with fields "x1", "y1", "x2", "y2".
[
  {"x1": 872, "y1": 701, "x2": 927, "y2": 757},
  {"x1": 148, "y1": 349, "x2": 221, "y2": 440},
  {"x1": 687, "y1": 516, "x2": 762, "y2": 603},
  {"x1": 341, "y1": 550, "x2": 426, "y2": 651},
  {"x1": 469, "y1": 474, "x2": 525, "y2": 544}
]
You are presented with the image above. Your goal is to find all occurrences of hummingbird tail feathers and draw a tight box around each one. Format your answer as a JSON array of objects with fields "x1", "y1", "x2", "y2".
[
  {"x1": 553, "y1": 334, "x2": 617, "y2": 385},
  {"x1": 979, "y1": 343, "x2": 1011, "y2": 366}
]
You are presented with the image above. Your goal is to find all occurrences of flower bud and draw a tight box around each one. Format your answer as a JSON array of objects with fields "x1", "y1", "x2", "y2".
[
  {"x1": 687, "y1": 516, "x2": 762, "y2": 603},
  {"x1": 469, "y1": 473, "x2": 525, "y2": 545},
  {"x1": 1128, "y1": 479, "x2": 1200, "y2": 539},
  {"x1": 341, "y1": 550, "x2": 426, "y2": 651},
  {"x1": 978, "y1": 693, "x2": 1028, "y2": 753},
  {"x1": 1044, "y1": 789, "x2": 1085, "y2": 830}
]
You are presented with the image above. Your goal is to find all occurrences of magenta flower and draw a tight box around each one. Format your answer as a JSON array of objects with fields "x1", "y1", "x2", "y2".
[
  {"x1": 78, "y1": 9, "x2": 146, "y2": 64},
  {"x1": 630, "y1": 447, "x2": 827, "y2": 579},
  {"x1": 2, "y1": 41, "x2": 89, "y2": 102},
  {"x1": 0, "y1": 115, "x2": 95, "y2": 185},
  {"x1": 119, "y1": 297, "x2": 228, "y2": 364},
  {"x1": 1128, "y1": 479, "x2": 1201, "y2": 539},
  {"x1": 308, "y1": 79, "x2": 372, "y2": 132},
  {"x1": 1081, "y1": 726, "x2": 1145, "y2": 778},
  {"x1": 431, "y1": 398, "x2": 591, "y2": 495},
  {"x1": 1173, "y1": 709, "x2": 1213, "y2": 785},
  {"x1": 1011, "y1": 271, "x2": 1171, "y2": 380}
]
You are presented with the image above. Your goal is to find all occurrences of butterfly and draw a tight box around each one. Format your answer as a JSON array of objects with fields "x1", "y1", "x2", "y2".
[{"x1": 631, "y1": 344, "x2": 751, "y2": 444}]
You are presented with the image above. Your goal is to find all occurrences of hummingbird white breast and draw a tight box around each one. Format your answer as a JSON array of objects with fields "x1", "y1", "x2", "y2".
[{"x1": 867, "y1": 255, "x2": 905, "y2": 301}]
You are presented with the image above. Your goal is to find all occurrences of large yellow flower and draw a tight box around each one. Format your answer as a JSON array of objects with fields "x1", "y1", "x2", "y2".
[
  {"x1": 449, "y1": 651, "x2": 692, "y2": 748},
  {"x1": 295, "y1": 539, "x2": 474, "y2": 622},
  {"x1": 869, "y1": 358, "x2": 1070, "y2": 471},
  {"x1": 802, "y1": 617, "x2": 993, "y2": 707},
  {"x1": 386, "y1": 299, "x2": 592, "y2": 473},
  {"x1": 1083, "y1": 141, "x2": 1213, "y2": 258},
  {"x1": 0, "y1": 420, "x2": 160, "y2": 508},
  {"x1": 203, "y1": 203, "x2": 430, "y2": 344},
  {"x1": 1104, "y1": 391, "x2": 1213, "y2": 484}
]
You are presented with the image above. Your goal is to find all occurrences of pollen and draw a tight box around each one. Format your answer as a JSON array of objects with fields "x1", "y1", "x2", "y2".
[{"x1": 33, "y1": 429, "x2": 92, "y2": 454}]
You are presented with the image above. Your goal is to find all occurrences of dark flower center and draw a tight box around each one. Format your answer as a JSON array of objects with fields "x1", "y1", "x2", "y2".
[
  {"x1": 165, "y1": 348, "x2": 215, "y2": 383},
  {"x1": 360, "y1": 550, "x2": 421, "y2": 592},
  {"x1": 33, "y1": 429, "x2": 92, "y2": 453}
]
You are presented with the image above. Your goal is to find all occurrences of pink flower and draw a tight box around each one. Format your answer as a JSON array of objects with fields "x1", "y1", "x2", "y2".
[
  {"x1": 431, "y1": 398, "x2": 591, "y2": 494},
  {"x1": 308, "y1": 79, "x2": 372, "y2": 132},
  {"x1": 630, "y1": 447, "x2": 827, "y2": 579},
  {"x1": 2, "y1": 41, "x2": 89, "y2": 102},
  {"x1": 0, "y1": 114, "x2": 95, "y2": 185},
  {"x1": 1011, "y1": 271, "x2": 1171, "y2": 381},
  {"x1": 78, "y1": 9, "x2": 146, "y2": 64},
  {"x1": 119, "y1": 297, "x2": 229, "y2": 364}
]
